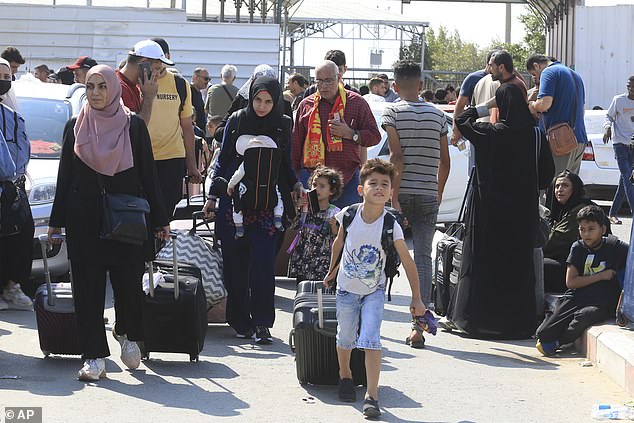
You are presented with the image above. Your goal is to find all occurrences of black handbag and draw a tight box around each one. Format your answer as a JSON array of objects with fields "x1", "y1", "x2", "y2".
[
  {"x1": 0, "y1": 178, "x2": 30, "y2": 238},
  {"x1": 98, "y1": 174, "x2": 150, "y2": 246}
]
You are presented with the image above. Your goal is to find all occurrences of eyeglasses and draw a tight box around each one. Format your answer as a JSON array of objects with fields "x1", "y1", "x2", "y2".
[
  {"x1": 201, "y1": 76, "x2": 210, "y2": 82},
  {"x1": 316, "y1": 78, "x2": 337, "y2": 86}
]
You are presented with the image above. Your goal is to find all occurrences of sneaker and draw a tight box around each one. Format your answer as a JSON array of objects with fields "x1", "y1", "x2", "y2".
[
  {"x1": 362, "y1": 396, "x2": 381, "y2": 417},
  {"x1": 2, "y1": 283, "x2": 33, "y2": 310},
  {"x1": 235, "y1": 331, "x2": 254, "y2": 339},
  {"x1": 536, "y1": 339, "x2": 559, "y2": 356},
  {"x1": 235, "y1": 225, "x2": 244, "y2": 239},
  {"x1": 338, "y1": 378, "x2": 356, "y2": 402},
  {"x1": 254, "y1": 326, "x2": 272, "y2": 344},
  {"x1": 112, "y1": 331, "x2": 141, "y2": 370},
  {"x1": 0, "y1": 297, "x2": 8, "y2": 311},
  {"x1": 77, "y1": 358, "x2": 106, "y2": 381}
]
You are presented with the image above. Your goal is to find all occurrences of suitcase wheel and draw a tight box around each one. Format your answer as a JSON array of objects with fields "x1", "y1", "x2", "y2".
[{"x1": 190, "y1": 354, "x2": 199, "y2": 362}]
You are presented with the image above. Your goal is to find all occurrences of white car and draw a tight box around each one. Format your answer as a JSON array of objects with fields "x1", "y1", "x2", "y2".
[
  {"x1": 579, "y1": 109, "x2": 620, "y2": 200},
  {"x1": 13, "y1": 80, "x2": 86, "y2": 280},
  {"x1": 367, "y1": 102, "x2": 469, "y2": 223}
]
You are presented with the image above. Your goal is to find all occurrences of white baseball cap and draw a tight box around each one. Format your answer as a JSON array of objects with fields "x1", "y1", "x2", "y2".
[{"x1": 129, "y1": 39, "x2": 174, "y2": 66}]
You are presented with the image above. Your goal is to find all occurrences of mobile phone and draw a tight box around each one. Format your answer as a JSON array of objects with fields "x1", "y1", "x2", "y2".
[
  {"x1": 139, "y1": 62, "x2": 152, "y2": 84},
  {"x1": 307, "y1": 188, "x2": 320, "y2": 214}
]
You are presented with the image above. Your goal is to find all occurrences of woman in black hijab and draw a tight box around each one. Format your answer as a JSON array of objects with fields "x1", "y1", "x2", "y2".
[
  {"x1": 542, "y1": 171, "x2": 593, "y2": 292},
  {"x1": 204, "y1": 76, "x2": 299, "y2": 344},
  {"x1": 453, "y1": 82, "x2": 543, "y2": 339}
]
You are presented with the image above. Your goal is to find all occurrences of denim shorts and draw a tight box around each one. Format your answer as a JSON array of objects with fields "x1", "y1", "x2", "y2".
[{"x1": 336, "y1": 288, "x2": 384, "y2": 350}]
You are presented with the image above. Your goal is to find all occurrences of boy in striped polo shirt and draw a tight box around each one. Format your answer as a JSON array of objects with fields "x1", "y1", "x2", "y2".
[{"x1": 381, "y1": 60, "x2": 450, "y2": 347}]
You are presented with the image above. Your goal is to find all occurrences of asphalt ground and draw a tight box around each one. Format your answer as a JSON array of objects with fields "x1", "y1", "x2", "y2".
[{"x1": 0, "y1": 212, "x2": 631, "y2": 422}]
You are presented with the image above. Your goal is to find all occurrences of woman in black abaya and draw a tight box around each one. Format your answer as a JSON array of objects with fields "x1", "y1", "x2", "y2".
[{"x1": 453, "y1": 83, "x2": 541, "y2": 339}]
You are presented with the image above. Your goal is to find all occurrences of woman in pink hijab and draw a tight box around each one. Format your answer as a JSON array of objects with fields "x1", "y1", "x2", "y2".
[{"x1": 48, "y1": 65, "x2": 170, "y2": 381}]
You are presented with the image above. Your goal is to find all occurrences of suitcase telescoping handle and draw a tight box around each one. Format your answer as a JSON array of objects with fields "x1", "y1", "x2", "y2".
[
  {"x1": 315, "y1": 281, "x2": 325, "y2": 330},
  {"x1": 38, "y1": 233, "x2": 73, "y2": 307},
  {"x1": 148, "y1": 234, "x2": 179, "y2": 300}
]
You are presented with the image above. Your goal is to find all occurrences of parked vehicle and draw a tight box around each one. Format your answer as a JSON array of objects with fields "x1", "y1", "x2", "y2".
[
  {"x1": 13, "y1": 80, "x2": 86, "y2": 280},
  {"x1": 367, "y1": 102, "x2": 469, "y2": 223},
  {"x1": 579, "y1": 109, "x2": 620, "y2": 200}
]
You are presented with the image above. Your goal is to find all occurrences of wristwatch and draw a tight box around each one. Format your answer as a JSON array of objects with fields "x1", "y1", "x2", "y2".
[{"x1": 352, "y1": 130, "x2": 360, "y2": 143}]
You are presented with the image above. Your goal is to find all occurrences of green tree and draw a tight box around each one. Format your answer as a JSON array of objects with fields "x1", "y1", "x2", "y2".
[{"x1": 520, "y1": 8, "x2": 546, "y2": 54}]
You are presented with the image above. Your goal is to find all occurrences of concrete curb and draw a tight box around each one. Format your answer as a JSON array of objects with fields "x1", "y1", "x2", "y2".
[{"x1": 577, "y1": 323, "x2": 634, "y2": 396}]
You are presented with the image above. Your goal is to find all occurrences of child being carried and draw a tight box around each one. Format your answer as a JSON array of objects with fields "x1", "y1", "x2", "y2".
[{"x1": 222, "y1": 134, "x2": 284, "y2": 238}]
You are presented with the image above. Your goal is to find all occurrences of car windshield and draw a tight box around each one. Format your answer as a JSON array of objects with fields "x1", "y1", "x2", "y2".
[
  {"x1": 584, "y1": 113, "x2": 606, "y2": 136},
  {"x1": 20, "y1": 97, "x2": 71, "y2": 159}
]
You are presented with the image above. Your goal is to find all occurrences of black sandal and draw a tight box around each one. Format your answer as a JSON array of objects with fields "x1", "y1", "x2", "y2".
[
  {"x1": 363, "y1": 396, "x2": 381, "y2": 417},
  {"x1": 405, "y1": 321, "x2": 426, "y2": 349}
]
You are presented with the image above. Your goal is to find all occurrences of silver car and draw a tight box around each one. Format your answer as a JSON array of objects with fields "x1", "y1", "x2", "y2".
[{"x1": 13, "y1": 80, "x2": 86, "y2": 280}]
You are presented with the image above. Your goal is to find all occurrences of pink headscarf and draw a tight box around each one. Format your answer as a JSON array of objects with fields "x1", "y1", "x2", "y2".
[{"x1": 73, "y1": 65, "x2": 133, "y2": 176}]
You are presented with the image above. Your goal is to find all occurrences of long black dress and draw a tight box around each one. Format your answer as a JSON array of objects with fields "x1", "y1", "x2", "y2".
[{"x1": 453, "y1": 83, "x2": 540, "y2": 339}]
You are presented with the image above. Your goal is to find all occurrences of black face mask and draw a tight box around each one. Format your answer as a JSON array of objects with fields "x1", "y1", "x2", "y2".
[{"x1": 0, "y1": 80, "x2": 10, "y2": 96}]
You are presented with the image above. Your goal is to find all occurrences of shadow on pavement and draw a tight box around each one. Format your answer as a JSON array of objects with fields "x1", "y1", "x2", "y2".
[
  {"x1": 414, "y1": 343, "x2": 559, "y2": 370},
  {"x1": 0, "y1": 309, "x2": 37, "y2": 331}
]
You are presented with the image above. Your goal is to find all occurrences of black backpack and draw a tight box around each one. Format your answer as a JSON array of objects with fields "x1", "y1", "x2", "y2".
[
  {"x1": 229, "y1": 110, "x2": 285, "y2": 212},
  {"x1": 340, "y1": 204, "x2": 404, "y2": 301},
  {"x1": 174, "y1": 73, "x2": 187, "y2": 114}
]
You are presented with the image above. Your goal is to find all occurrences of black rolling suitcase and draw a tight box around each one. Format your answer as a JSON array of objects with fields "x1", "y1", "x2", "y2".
[
  {"x1": 142, "y1": 234, "x2": 207, "y2": 362},
  {"x1": 34, "y1": 234, "x2": 81, "y2": 357},
  {"x1": 289, "y1": 280, "x2": 366, "y2": 386},
  {"x1": 433, "y1": 237, "x2": 459, "y2": 317}
]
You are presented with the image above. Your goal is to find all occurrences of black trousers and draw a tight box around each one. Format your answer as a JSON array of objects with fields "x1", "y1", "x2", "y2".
[
  {"x1": 155, "y1": 158, "x2": 186, "y2": 221},
  {"x1": 536, "y1": 295, "x2": 609, "y2": 345},
  {"x1": 544, "y1": 258, "x2": 568, "y2": 293},
  {"x1": 0, "y1": 195, "x2": 34, "y2": 296},
  {"x1": 71, "y1": 260, "x2": 145, "y2": 359}
]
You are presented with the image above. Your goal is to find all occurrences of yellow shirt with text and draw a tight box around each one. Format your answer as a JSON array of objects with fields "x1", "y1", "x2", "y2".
[{"x1": 146, "y1": 71, "x2": 194, "y2": 161}]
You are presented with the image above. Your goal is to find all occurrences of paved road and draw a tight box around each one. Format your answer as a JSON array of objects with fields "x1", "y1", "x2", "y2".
[
  {"x1": 0, "y1": 284, "x2": 629, "y2": 423},
  {"x1": 0, "y1": 214, "x2": 632, "y2": 423}
]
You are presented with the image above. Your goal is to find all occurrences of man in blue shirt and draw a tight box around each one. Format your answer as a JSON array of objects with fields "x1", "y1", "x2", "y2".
[
  {"x1": 527, "y1": 54, "x2": 588, "y2": 175},
  {"x1": 451, "y1": 50, "x2": 498, "y2": 146}
]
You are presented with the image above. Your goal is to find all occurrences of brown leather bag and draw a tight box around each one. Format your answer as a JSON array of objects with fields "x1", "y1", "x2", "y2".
[
  {"x1": 543, "y1": 67, "x2": 581, "y2": 157},
  {"x1": 546, "y1": 122, "x2": 578, "y2": 156}
]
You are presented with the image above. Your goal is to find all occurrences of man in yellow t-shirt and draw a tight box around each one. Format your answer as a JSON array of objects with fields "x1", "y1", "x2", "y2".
[{"x1": 140, "y1": 41, "x2": 202, "y2": 219}]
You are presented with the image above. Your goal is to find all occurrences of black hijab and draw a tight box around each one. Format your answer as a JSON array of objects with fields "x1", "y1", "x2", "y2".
[
  {"x1": 239, "y1": 76, "x2": 283, "y2": 139},
  {"x1": 495, "y1": 82, "x2": 534, "y2": 131},
  {"x1": 546, "y1": 170, "x2": 588, "y2": 221}
]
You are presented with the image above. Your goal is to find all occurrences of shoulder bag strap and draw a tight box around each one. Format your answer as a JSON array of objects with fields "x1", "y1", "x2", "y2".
[
  {"x1": 568, "y1": 68, "x2": 579, "y2": 130},
  {"x1": 221, "y1": 85, "x2": 234, "y2": 102}
]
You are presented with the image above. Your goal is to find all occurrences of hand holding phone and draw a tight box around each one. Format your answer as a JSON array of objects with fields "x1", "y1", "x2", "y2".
[
  {"x1": 139, "y1": 62, "x2": 153, "y2": 85},
  {"x1": 307, "y1": 188, "x2": 320, "y2": 214}
]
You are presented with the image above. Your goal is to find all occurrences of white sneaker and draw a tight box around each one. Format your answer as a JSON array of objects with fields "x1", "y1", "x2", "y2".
[
  {"x1": 0, "y1": 297, "x2": 8, "y2": 311},
  {"x1": 77, "y1": 359, "x2": 106, "y2": 381},
  {"x1": 113, "y1": 331, "x2": 141, "y2": 370},
  {"x1": 2, "y1": 284, "x2": 33, "y2": 310}
]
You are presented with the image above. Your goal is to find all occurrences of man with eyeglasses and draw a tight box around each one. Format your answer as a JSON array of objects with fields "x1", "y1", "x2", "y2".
[
  {"x1": 191, "y1": 67, "x2": 209, "y2": 131},
  {"x1": 292, "y1": 60, "x2": 381, "y2": 207}
]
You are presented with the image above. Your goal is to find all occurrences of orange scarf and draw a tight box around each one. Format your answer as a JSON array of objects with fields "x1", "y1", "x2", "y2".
[{"x1": 303, "y1": 84, "x2": 347, "y2": 168}]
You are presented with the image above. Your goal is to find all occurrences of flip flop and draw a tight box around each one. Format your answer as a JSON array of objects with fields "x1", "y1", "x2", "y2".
[{"x1": 405, "y1": 335, "x2": 425, "y2": 349}]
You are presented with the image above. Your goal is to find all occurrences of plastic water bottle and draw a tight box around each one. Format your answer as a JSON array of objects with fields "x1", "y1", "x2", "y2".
[{"x1": 591, "y1": 404, "x2": 634, "y2": 420}]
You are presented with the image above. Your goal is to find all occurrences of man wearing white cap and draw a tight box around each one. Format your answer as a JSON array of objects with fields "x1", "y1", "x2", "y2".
[
  {"x1": 221, "y1": 135, "x2": 284, "y2": 238},
  {"x1": 122, "y1": 39, "x2": 202, "y2": 219}
]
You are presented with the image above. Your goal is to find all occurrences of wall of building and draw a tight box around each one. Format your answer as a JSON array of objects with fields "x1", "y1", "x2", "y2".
[
  {"x1": 0, "y1": 3, "x2": 280, "y2": 86},
  {"x1": 575, "y1": 4, "x2": 634, "y2": 109}
]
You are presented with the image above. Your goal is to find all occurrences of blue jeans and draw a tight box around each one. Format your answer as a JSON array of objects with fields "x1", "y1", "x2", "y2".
[
  {"x1": 300, "y1": 168, "x2": 361, "y2": 208},
  {"x1": 336, "y1": 288, "x2": 384, "y2": 350},
  {"x1": 398, "y1": 194, "x2": 439, "y2": 305},
  {"x1": 609, "y1": 143, "x2": 634, "y2": 217}
]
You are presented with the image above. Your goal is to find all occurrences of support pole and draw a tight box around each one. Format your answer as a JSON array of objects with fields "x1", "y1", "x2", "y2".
[
  {"x1": 220, "y1": 0, "x2": 225, "y2": 22},
  {"x1": 202, "y1": 0, "x2": 207, "y2": 21},
  {"x1": 505, "y1": 3, "x2": 512, "y2": 44}
]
